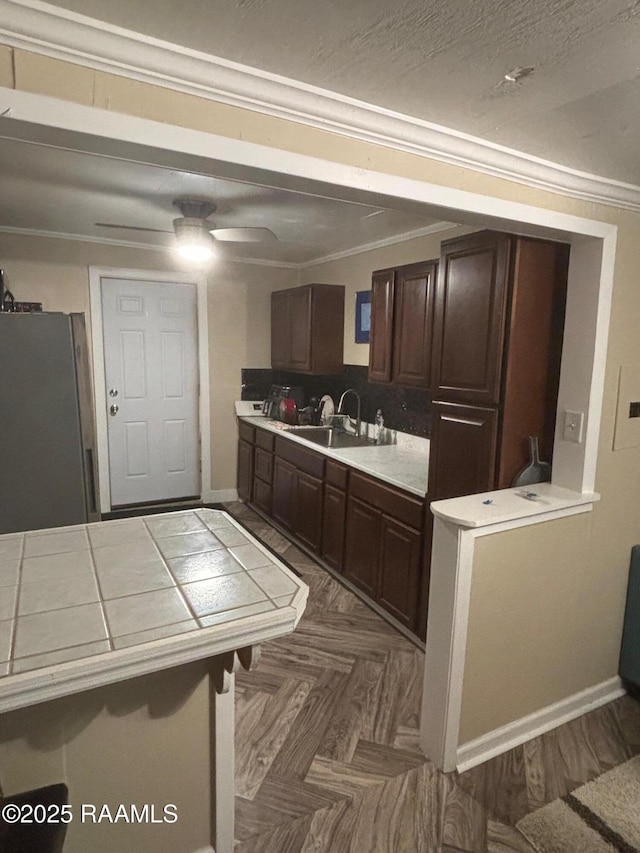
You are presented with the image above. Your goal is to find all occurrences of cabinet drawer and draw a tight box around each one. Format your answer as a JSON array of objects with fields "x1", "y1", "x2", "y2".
[
  {"x1": 255, "y1": 428, "x2": 275, "y2": 452},
  {"x1": 325, "y1": 459, "x2": 349, "y2": 491},
  {"x1": 238, "y1": 421, "x2": 255, "y2": 444},
  {"x1": 349, "y1": 471, "x2": 423, "y2": 529},
  {"x1": 254, "y1": 447, "x2": 274, "y2": 483},
  {"x1": 275, "y1": 437, "x2": 325, "y2": 478}
]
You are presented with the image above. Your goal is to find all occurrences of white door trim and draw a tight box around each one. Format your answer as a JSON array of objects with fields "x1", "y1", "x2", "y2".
[{"x1": 89, "y1": 266, "x2": 210, "y2": 513}]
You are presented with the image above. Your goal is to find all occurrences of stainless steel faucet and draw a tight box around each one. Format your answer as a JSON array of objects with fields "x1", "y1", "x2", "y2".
[{"x1": 337, "y1": 388, "x2": 361, "y2": 436}]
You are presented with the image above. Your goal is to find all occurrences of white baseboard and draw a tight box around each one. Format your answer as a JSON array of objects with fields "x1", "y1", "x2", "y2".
[
  {"x1": 191, "y1": 847, "x2": 214, "y2": 853},
  {"x1": 456, "y1": 676, "x2": 626, "y2": 773},
  {"x1": 203, "y1": 488, "x2": 239, "y2": 503}
]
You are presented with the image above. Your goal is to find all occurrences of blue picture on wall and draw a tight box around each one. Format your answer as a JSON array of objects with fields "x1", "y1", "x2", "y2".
[{"x1": 355, "y1": 290, "x2": 371, "y2": 344}]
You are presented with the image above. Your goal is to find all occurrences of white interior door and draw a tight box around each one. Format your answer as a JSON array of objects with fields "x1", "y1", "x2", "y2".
[{"x1": 101, "y1": 277, "x2": 200, "y2": 507}]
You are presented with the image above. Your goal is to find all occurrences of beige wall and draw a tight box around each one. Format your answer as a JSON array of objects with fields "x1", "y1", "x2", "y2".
[
  {"x1": 206, "y1": 260, "x2": 297, "y2": 489},
  {"x1": 0, "y1": 664, "x2": 211, "y2": 853},
  {"x1": 0, "y1": 232, "x2": 295, "y2": 495},
  {"x1": 460, "y1": 514, "x2": 601, "y2": 743},
  {"x1": 4, "y1": 45, "x2": 640, "y2": 753}
]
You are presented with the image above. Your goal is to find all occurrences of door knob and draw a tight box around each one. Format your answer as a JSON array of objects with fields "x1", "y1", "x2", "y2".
[
  {"x1": 109, "y1": 404, "x2": 119, "y2": 416},
  {"x1": 109, "y1": 388, "x2": 118, "y2": 397}
]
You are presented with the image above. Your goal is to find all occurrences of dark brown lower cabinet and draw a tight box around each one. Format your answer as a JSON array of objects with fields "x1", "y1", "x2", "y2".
[
  {"x1": 272, "y1": 457, "x2": 296, "y2": 529},
  {"x1": 253, "y1": 439, "x2": 275, "y2": 514},
  {"x1": 296, "y1": 470, "x2": 323, "y2": 551},
  {"x1": 321, "y1": 484, "x2": 347, "y2": 570},
  {"x1": 253, "y1": 477, "x2": 273, "y2": 515},
  {"x1": 238, "y1": 424, "x2": 428, "y2": 639},
  {"x1": 237, "y1": 440, "x2": 254, "y2": 503},
  {"x1": 273, "y1": 452, "x2": 324, "y2": 553},
  {"x1": 377, "y1": 515, "x2": 422, "y2": 630},
  {"x1": 343, "y1": 474, "x2": 424, "y2": 632},
  {"x1": 343, "y1": 496, "x2": 379, "y2": 598}
]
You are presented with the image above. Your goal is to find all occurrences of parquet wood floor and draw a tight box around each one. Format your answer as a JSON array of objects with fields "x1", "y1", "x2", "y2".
[{"x1": 225, "y1": 501, "x2": 640, "y2": 852}]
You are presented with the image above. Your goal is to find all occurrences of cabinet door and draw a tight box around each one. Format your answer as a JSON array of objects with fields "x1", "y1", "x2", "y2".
[
  {"x1": 253, "y1": 477, "x2": 273, "y2": 515},
  {"x1": 272, "y1": 457, "x2": 296, "y2": 529},
  {"x1": 377, "y1": 515, "x2": 422, "y2": 631},
  {"x1": 392, "y1": 261, "x2": 436, "y2": 388},
  {"x1": 321, "y1": 484, "x2": 346, "y2": 571},
  {"x1": 432, "y1": 232, "x2": 510, "y2": 405},
  {"x1": 254, "y1": 447, "x2": 274, "y2": 484},
  {"x1": 295, "y1": 470, "x2": 324, "y2": 552},
  {"x1": 288, "y1": 286, "x2": 313, "y2": 371},
  {"x1": 368, "y1": 269, "x2": 394, "y2": 383},
  {"x1": 428, "y1": 401, "x2": 498, "y2": 500},
  {"x1": 271, "y1": 290, "x2": 291, "y2": 369},
  {"x1": 237, "y1": 440, "x2": 254, "y2": 503},
  {"x1": 343, "y1": 496, "x2": 379, "y2": 597}
]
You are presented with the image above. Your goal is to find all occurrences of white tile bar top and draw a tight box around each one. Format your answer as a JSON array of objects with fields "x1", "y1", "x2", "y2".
[
  {"x1": 430, "y1": 481, "x2": 600, "y2": 529},
  {"x1": 240, "y1": 415, "x2": 429, "y2": 497},
  {"x1": 0, "y1": 509, "x2": 308, "y2": 713}
]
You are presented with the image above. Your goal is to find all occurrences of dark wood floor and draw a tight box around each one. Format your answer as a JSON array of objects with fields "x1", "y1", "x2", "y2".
[{"x1": 225, "y1": 501, "x2": 640, "y2": 852}]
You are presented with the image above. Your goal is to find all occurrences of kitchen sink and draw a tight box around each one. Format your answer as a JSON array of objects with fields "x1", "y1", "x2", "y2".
[{"x1": 288, "y1": 426, "x2": 376, "y2": 449}]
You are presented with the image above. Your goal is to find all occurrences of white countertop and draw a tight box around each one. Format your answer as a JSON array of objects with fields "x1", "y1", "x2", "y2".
[
  {"x1": 0, "y1": 509, "x2": 308, "y2": 712},
  {"x1": 430, "y1": 481, "x2": 600, "y2": 528},
  {"x1": 240, "y1": 415, "x2": 429, "y2": 497}
]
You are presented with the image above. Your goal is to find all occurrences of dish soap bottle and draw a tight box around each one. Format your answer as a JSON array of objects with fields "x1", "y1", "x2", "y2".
[{"x1": 375, "y1": 409, "x2": 384, "y2": 444}]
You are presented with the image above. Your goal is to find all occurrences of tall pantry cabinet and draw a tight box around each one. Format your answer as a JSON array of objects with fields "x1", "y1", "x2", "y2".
[{"x1": 428, "y1": 231, "x2": 569, "y2": 502}]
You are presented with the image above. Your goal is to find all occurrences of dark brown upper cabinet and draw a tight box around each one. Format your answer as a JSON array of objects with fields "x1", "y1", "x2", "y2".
[
  {"x1": 271, "y1": 283, "x2": 345, "y2": 375},
  {"x1": 368, "y1": 268, "x2": 394, "y2": 383},
  {"x1": 431, "y1": 232, "x2": 510, "y2": 406},
  {"x1": 368, "y1": 260, "x2": 437, "y2": 387}
]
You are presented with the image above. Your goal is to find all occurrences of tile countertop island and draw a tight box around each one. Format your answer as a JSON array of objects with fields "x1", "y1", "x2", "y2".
[
  {"x1": 238, "y1": 415, "x2": 430, "y2": 497},
  {"x1": 0, "y1": 509, "x2": 308, "y2": 853}
]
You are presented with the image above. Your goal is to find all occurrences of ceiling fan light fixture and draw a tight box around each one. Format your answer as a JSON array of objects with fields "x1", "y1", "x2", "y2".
[
  {"x1": 175, "y1": 239, "x2": 214, "y2": 263},
  {"x1": 173, "y1": 216, "x2": 215, "y2": 263}
]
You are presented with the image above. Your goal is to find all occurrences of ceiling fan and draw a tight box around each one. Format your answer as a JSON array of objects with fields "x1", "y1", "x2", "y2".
[{"x1": 95, "y1": 198, "x2": 277, "y2": 260}]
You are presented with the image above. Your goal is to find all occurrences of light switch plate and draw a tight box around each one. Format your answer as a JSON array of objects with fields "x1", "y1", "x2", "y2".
[{"x1": 563, "y1": 410, "x2": 584, "y2": 443}]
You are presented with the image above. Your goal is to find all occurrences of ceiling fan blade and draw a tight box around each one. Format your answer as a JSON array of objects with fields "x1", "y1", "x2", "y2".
[
  {"x1": 95, "y1": 222, "x2": 172, "y2": 234},
  {"x1": 209, "y1": 227, "x2": 277, "y2": 243}
]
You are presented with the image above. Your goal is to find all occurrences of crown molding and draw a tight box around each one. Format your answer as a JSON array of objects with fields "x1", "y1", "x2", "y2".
[
  {"x1": 2, "y1": 0, "x2": 640, "y2": 212},
  {"x1": 0, "y1": 224, "x2": 301, "y2": 267},
  {"x1": 299, "y1": 222, "x2": 457, "y2": 268},
  {"x1": 0, "y1": 222, "x2": 459, "y2": 269},
  {"x1": 0, "y1": 224, "x2": 171, "y2": 252}
]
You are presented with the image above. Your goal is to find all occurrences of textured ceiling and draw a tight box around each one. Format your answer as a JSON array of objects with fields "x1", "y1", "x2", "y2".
[{"x1": 40, "y1": 0, "x2": 640, "y2": 185}]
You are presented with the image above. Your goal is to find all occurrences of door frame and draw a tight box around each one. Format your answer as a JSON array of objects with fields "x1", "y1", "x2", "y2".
[{"x1": 89, "y1": 266, "x2": 211, "y2": 513}]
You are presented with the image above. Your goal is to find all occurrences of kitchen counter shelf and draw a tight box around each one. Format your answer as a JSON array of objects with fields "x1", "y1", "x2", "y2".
[{"x1": 238, "y1": 415, "x2": 429, "y2": 497}]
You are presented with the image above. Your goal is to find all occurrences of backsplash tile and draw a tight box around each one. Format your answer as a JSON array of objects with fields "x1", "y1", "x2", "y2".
[{"x1": 241, "y1": 365, "x2": 432, "y2": 437}]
